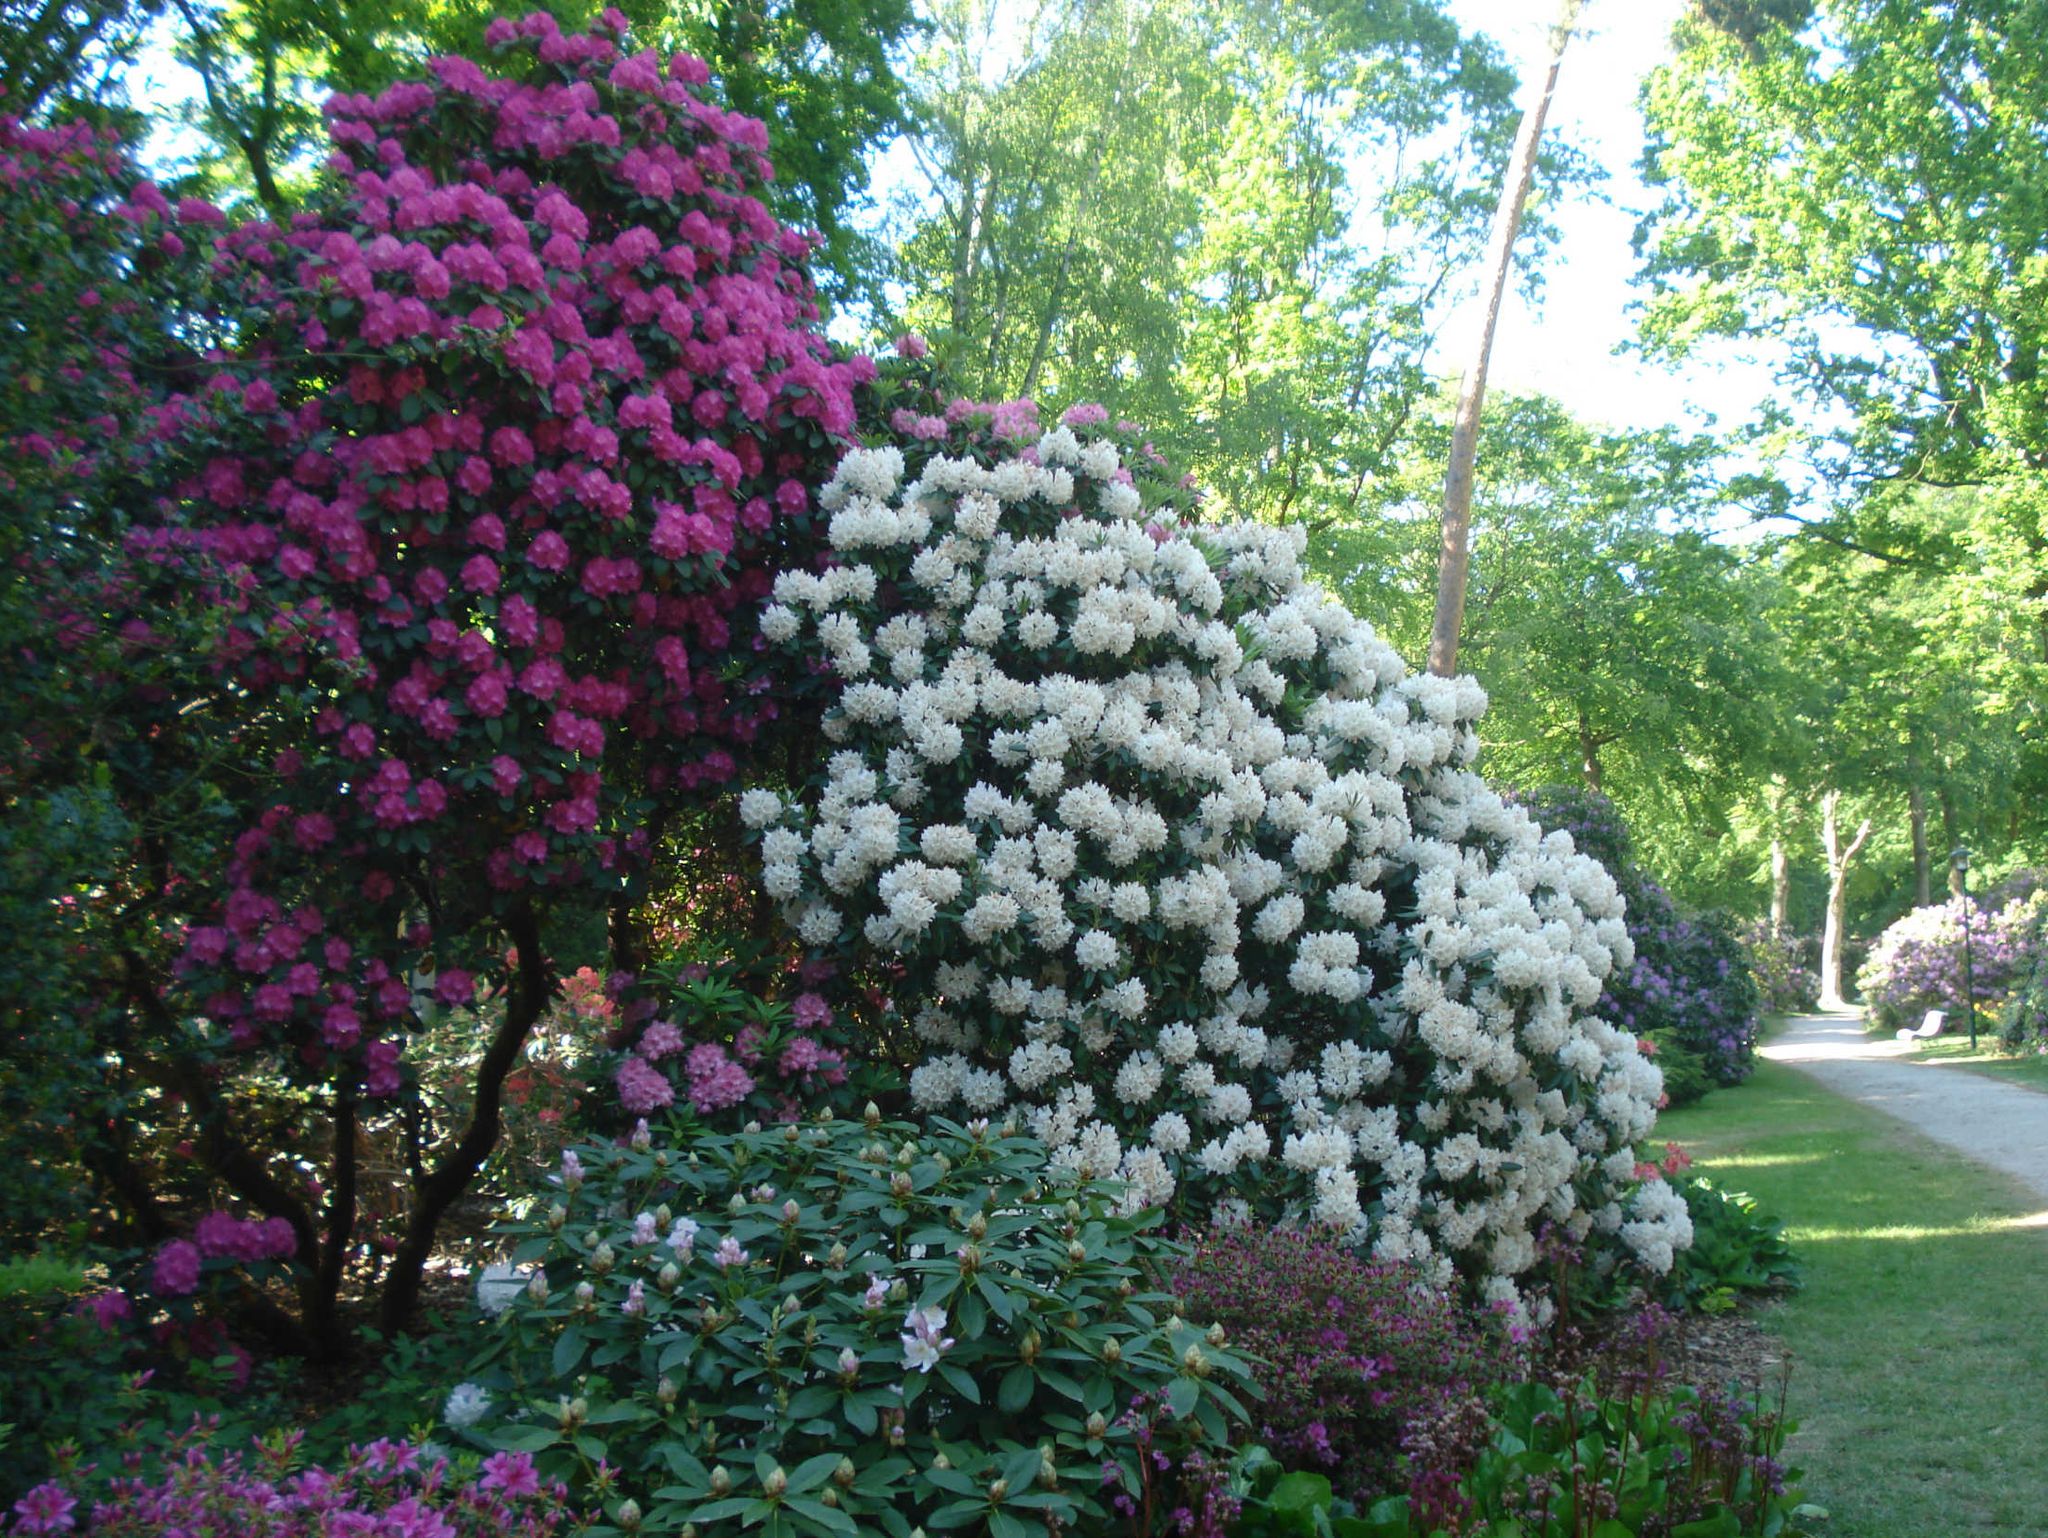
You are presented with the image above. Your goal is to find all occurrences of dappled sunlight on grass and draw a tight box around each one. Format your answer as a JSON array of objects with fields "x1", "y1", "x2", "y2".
[
  {"x1": 1653, "y1": 1060, "x2": 2048, "y2": 1537},
  {"x1": 1694, "y1": 1151, "x2": 1829, "y2": 1171},
  {"x1": 1789, "y1": 1208, "x2": 2048, "y2": 1242}
]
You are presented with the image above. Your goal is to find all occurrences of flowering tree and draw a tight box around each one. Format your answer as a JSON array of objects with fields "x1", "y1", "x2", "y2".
[
  {"x1": 740, "y1": 385, "x2": 1687, "y2": 1316},
  {"x1": 3, "y1": 12, "x2": 867, "y2": 1348}
]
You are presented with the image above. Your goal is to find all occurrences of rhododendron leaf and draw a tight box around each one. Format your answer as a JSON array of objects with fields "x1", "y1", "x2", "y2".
[
  {"x1": 938, "y1": 1362, "x2": 980, "y2": 1403},
  {"x1": 552, "y1": 1326, "x2": 586, "y2": 1377},
  {"x1": 1163, "y1": 1376, "x2": 1200, "y2": 1421},
  {"x1": 786, "y1": 1453, "x2": 845, "y2": 1494},
  {"x1": 786, "y1": 1497, "x2": 858, "y2": 1535},
  {"x1": 996, "y1": 1364, "x2": 1034, "y2": 1413}
]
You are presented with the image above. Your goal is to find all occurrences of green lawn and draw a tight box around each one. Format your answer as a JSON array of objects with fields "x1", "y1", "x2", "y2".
[
  {"x1": 1657, "y1": 1062, "x2": 2048, "y2": 1538},
  {"x1": 1896, "y1": 1032, "x2": 2048, "y2": 1091}
]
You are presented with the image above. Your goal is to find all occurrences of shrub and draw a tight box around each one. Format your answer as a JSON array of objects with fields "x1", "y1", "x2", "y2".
[
  {"x1": 1640, "y1": 1032, "x2": 1712, "y2": 1110},
  {"x1": 1739, "y1": 921, "x2": 1820, "y2": 1016},
  {"x1": 1657, "y1": 1175, "x2": 1799, "y2": 1314},
  {"x1": 5, "y1": 1433, "x2": 572, "y2": 1538},
  {"x1": 458, "y1": 1109, "x2": 1254, "y2": 1538},
  {"x1": 739, "y1": 386, "x2": 1679, "y2": 1318},
  {"x1": 3, "y1": 10, "x2": 871, "y2": 1347},
  {"x1": 2000, "y1": 902, "x2": 2048, "y2": 1051},
  {"x1": 1856, "y1": 894, "x2": 2043, "y2": 1033},
  {"x1": 1170, "y1": 1227, "x2": 1510, "y2": 1508},
  {"x1": 1510, "y1": 788, "x2": 1762, "y2": 1086}
]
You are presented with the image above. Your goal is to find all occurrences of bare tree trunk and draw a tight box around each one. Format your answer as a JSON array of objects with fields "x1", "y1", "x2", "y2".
[
  {"x1": 1428, "y1": 0, "x2": 1585, "y2": 677},
  {"x1": 1770, "y1": 837, "x2": 1790, "y2": 939},
  {"x1": 1908, "y1": 781, "x2": 1931, "y2": 906},
  {"x1": 1819, "y1": 789, "x2": 1873, "y2": 1010},
  {"x1": 1940, "y1": 785, "x2": 1964, "y2": 896},
  {"x1": 1576, "y1": 705, "x2": 1604, "y2": 792}
]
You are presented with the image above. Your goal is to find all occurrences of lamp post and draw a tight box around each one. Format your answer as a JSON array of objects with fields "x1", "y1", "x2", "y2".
[{"x1": 1954, "y1": 846, "x2": 1977, "y2": 1050}]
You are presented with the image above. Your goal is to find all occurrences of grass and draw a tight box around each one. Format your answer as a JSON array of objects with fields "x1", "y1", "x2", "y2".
[
  {"x1": 1658, "y1": 1061, "x2": 2048, "y2": 1538},
  {"x1": 1897, "y1": 1031, "x2": 2048, "y2": 1091}
]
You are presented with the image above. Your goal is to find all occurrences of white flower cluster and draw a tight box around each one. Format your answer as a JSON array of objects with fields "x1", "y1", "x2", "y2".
[{"x1": 744, "y1": 427, "x2": 1686, "y2": 1312}]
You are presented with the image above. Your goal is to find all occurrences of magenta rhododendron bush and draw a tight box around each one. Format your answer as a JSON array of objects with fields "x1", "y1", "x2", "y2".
[
  {"x1": 166, "y1": 8, "x2": 864, "y2": 1083},
  {"x1": 1, "y1": 9, "x2": 866, "y2": 1340}
]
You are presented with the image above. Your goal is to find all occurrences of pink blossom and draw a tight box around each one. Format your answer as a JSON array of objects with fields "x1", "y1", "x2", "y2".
[{"x1": 152, "y1": 1239, "x2": 203, "y2": 1296}]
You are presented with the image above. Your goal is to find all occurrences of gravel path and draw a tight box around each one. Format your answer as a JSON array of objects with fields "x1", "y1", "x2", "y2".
[{"x1": 1762, "y1": 1013, "x2": 2048, "y2": 1205}]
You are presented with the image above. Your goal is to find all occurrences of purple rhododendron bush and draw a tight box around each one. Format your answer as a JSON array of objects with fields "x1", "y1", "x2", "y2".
[{"x1": 1854, "y1": 890, "x2": 2046, "y2": 1032}]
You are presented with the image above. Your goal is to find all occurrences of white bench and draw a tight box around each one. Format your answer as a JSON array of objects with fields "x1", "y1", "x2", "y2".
[{"x1": 1897, "y1": 1008, "x2": 1946, "y2": 1042}]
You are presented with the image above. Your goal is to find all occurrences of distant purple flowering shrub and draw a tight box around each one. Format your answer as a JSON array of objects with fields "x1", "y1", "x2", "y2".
[
  {"x1": 1855, "y1": 892, "x2": 2045, "y2": 1032},
  {"x1": 1510, "y1": 787, "x2": 1762, "y2": 1085},
  {"x1": 4, "y1": 1434, "x2": 572, "y2": 1538},
  {"x1": 1170, "y1": 1226, "x2": 1513, "y2": 1508},
  {"x1": 1738, "y1": 921, "x2": 1820, "y2": 1014}
]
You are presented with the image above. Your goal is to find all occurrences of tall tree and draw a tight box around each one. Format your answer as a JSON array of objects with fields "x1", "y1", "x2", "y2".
[
  {"x1": 1637, "y1": 0, "x2": 2048, "y2": 591},
  {"x1": 1429, "y1": 0, "x2": 1583, "y2": 675},
  {"x1": 888, "y1": 0, "x2": 1537, "y2": 527}
]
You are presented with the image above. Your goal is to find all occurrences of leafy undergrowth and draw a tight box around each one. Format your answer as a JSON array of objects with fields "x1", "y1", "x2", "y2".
[{"x1": 1657, "y1": 1060, "x2": 2048, "y2": 1537}]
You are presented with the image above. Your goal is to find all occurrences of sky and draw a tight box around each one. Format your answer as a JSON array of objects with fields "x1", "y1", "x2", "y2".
[{"x1": 1434, "y1": 0, "x2": 1785, "y2": 440}]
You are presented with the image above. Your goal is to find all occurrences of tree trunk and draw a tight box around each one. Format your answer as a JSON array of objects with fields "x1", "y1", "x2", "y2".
[
  {"x1": 1908, "y1": 781, "x2": 1931, "y2": 906},
  {"x1": 1428, "y1": 0, "x2": 1584, "y2": 677},
  {"x1": 1819, "y1": 789, "x2": 1873, "y2": 1010},
  {"x1": 1940, "y1": 784, "x2": 1964, "y2": 896},
  {"x1": 377, "y1": 902, "x2": 554, "y2": 1333},
  {"x1": 1576, "y1": 706, "x2": 1604, "y2": 792},
  {"x1": 1770, "y1": 836, "x2": 1789, "y2": 939}
]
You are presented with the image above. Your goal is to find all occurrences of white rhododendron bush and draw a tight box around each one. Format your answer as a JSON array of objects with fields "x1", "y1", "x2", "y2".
[{"x1": 739, "y1": 399, "x2": 1688, "y2": 1311}]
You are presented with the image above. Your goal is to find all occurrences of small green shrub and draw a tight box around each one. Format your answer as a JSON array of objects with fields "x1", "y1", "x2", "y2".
[
  {"x1": 1643, "y1": 1033, "x2": 1714, "y2": 1110},
  {"x1": 459, "y1": 1109, "x2": 1254, "y2": 1538},
  {"x1": 1658, "y1": 1176, "x2": 1800, "y2": 1314}
]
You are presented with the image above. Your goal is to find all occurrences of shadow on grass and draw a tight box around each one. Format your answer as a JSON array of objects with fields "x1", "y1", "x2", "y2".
[{"x1": 1657, "y1": 1060, "x2": 2048, "y2": 1537}]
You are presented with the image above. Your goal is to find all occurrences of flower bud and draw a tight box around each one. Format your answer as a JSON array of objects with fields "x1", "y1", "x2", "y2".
[
  {"x1": 1100, "y1": 1337, "x2": 1121, "y2": 1364},
  {"x1": 1038, "y1": 1451, "x2": 1058, "y2": 1490},
  {"x1": 591, "y1": 1243, "x2": 616, "y2": 1275},
  {"x1": 890, "y1": 1172, "x2": 913, "y2": 1199},
  {"x1": 966, "y1": 1212, "x2": 988, "y2": 1241},
  {"x1": 1207, "y1": 1323, "x2": 1227, "y2": 1348},
  {"x1": 583, "y1": 1230, "x2": 603, "y2": 1249},
  {"x1": 763, "y1": 1467, "x2": 788, "y2": 1499},
  {"x1": 657, "y1": 1375, "x2": 678, "y2": 1407},
  {"x1": 834, "y1": 1458, "x2": 857, "y2": 1488},
  {"x1": 654, "y1": 1150, "x2": 670, "y2": 1168},
  {"x1": 525, "y1": 1270, "x2": 549, "y2": 1303},
  {"x1": 1066, "y1": 1240, "x2": 1086, "y2": 1264},
  {"x1": 1183, "y1": 1343, "x2": 1210, "y2": 1377},
  {"x1": 864, "y1": 1101, "x2": 882, "y2": 1129},
  {"x1": 784, "y1": 1123, "x2": 800, "y2": 1143},
  {"x1": 656, "y1": 1204, "x2": 672, "y2": 1228},
  {"x1": 827, "y1": 1242, "x2": 848, "y2": 1270},
  {"x1": 987, "y1": 1479, "x2": 1009, "y2": 1502},
  {"x1": 629, "y1": 1120, "x2": 652, "y2": 1151},
  {"x1": 744, "y1": 1120, "x2": 762, "y2": 1134},
  {"x1": 709, "y1": 1467, "x2": 732, "y2": 1498},
  {"x1": 547, "y1": 1204, "x2": 568, "y2": 1231},
  {"x1": 931, "y1": 1453, "x2": 951, "y2": 1472},
  {"x1": 1064, "y1": 1200, "x2": 1081, "y2": 1222},
  {"x1": 728, "y1": 1193, "x2": 747, "y2": 1216},
  {"x1": 782, "y1": 1198, "x2": 801, "y2": 1224},
  {"x1": 657, "y1": 1262, "x2": 680, "y2": 1291},
  {"x1": 820, "y1": 1489, "x2": 840, "y2": 1509},
  {"x1": 1085, "y1": 1411, "x2": 1108, "y2": 1439},
  {"x1": 932, "y1": 1152, "x2": 951, "y2": 1174},
  {"x1": 897, "y1": 1142, "x2": 917, "y2": 1167},
  {"x1": 1019, "y1": 1328, "x2": 1042, "y2": 1365},
  {"x1": 617, "y1": 1499, "x2": 642, "y2": 1530},
  {"x1": 573, "y1": 1281, "x2": 596, "y2": 1309}
]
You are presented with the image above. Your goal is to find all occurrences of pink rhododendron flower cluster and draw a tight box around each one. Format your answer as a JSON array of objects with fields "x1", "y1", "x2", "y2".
[
  {"x1": 135, "y1": 11, "x2": 867, "y2": 1109},
  {"x1": 4, "y1": 1435, "x2": 570, "y2": 1538}
]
